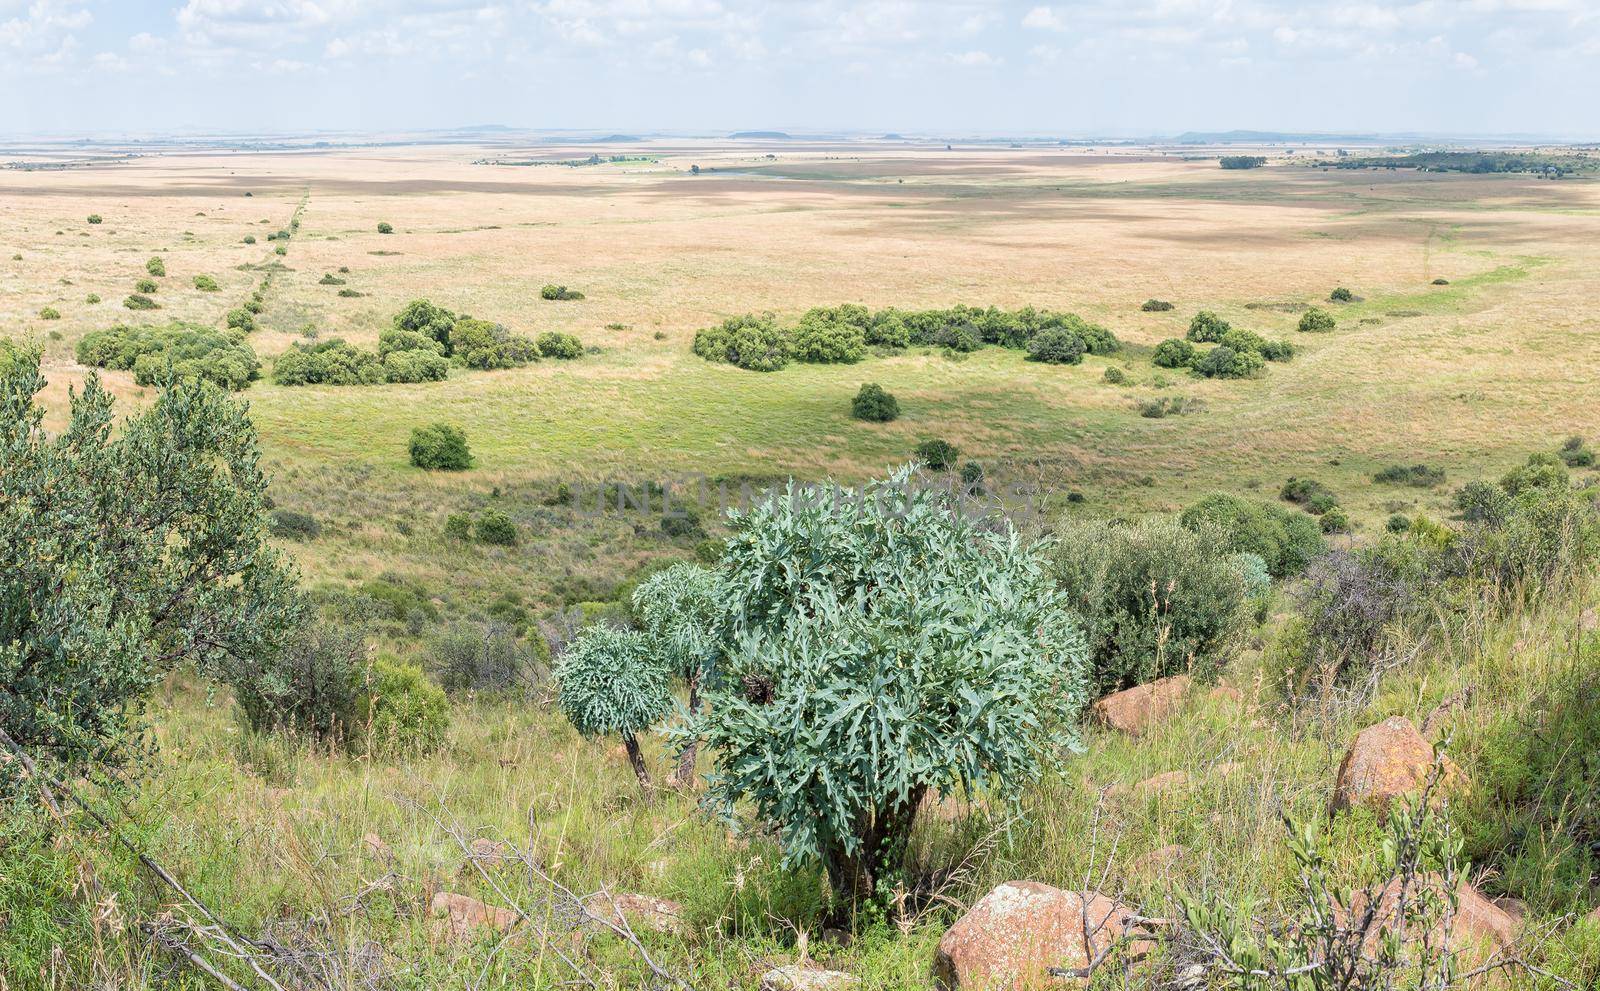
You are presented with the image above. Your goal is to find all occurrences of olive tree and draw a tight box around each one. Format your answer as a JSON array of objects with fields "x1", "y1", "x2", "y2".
[
  {"x1": 0, "y1": 351, "x2": 302, "y2": 799},
  {"x1": 695, "y1": 468, "x2": 1088, "y2": 908},
  {"x1": 556, "y1": 625, "x2": 672, "y2": 789}
]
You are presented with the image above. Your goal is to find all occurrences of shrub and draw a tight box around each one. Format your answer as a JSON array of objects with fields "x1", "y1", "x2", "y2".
[
  {"x1": 193, "y1": 274, "x2": 220, "y2": 292},
  {"x1": 338, "y1": 288, "x2": 363, "y2": 298},
  {"x1": 1385, "y1": 513, "x2": 1412, "y2": 533},
  {"x1": 557, "y1": 625, "x2": 672, "y2": 786},
  {"x1": 272, "y1": 338, "x2": 385, "y2": 386},
  {"x1": 661, "y1": 510, "x2": 704, "y2": 539},
  {"x1": 431, "y1": 621, "x2": 548, "y2": 697},
  {"x1": 1193, "y1": 345, "x2": 1265, "y2": 379},
  {"x1": 319, "y1": 273, "x2": 346, "y2": 285},
  {"x1": 536, "y1": 331, "x2": 584, "y2": 359},
  {"x1": 409, "y1": 422, "x2": 473, "y2": 471},
  {"x1": 1026, "y1": 326, "x2": 1087, "y2": 365},
  {"x1": 692, "y1": 313, "x2": 791, "y2": 372},
  {"x1": 146, "y1": 257, "x2": 165, "y2": 277},
  {"x1": 383, "y1": 348, "x2": 450, "y2": 383},
  {"x1": 1374, "y1": 463, "x2": 1447, "y2": 487},
  {"x1": 1103, "y1": 366, "x2": 1127, "y2": 385},
  {"x1": 268, "y1": 509, "x2": 320, "y2": 540},
  {"x1": 38, "y1": 307, "x2": 59, "y2": 320},
  {"x1": 959, "y1": 460, "x2": 985, "y2": 491},
  {"x1": 1049, "y1": 517, "x2": 1250, "y2": 695},
  {"x1": 224, "y1": 622, "x2": 364, "y2": 742},
  {"x1": 1330, "y1": 287, "x2": 1353, "y2": 302},
  {"x1": 1181, "y1": 493, "x2": 1325, "y2": 577},
  {"x1": 1559, "y1": 435, "x2": 1595, "y2": 468},
  {"x1": 1187, "y1": 311, "x2": 1231, "y2": 342},
  {"x1": 1141, "y1": 299, "x2": 1174, "y2": 312},
  {"x1": 124, "y1": 293, "x2": 159, "y2": 310},
  {"x1": 700, "y1": 469, "x2": 1088, "y2": 904},
  {"x1": 443, "y1": 513, "x2": 472, "y2": 540},
  {"x1": 1320, "y1": 506, "x2": 1351, "y2": 533},
  {"x1": 77, "y1": 323, "x2": 261, "y2": 391},
  {"x1": 377, "y1": 222, "x2": 393, "y2": 234},
  {"x1": 850, "y1": 383, "x2": 899, "y2": 422},
  {"x1": 1280, "y1": 476, "x2": 1339, "y2": 515},
  {"x1": 274, "y1": 245, "x2": 287, "y2": 256},
  {"x1": 87, "y1": 214, "x2": 103, "y2": 224},
  {"x1": 866, "y1": 309, "x2": 910, "y2": 348},
  {"x1": 1298, "y1": 307, "x2": 1336, "y2": 332},
  {"x1": 914, "y1": 438, "x2": 960, "y2": 470},
  {"x1": 362, "y1": 658, "x2": 448, "y2": 756},
  {"x1": 1432, "y1": 277, "x2": 1449, "y2": 285},
  {"x1": 474, "y1": 510, "x2": 517, "y2": 546},
  {"x1": 243, "y1": 235, "x2": 256, "y2": 244},
  {"x1": 0, "y1": 354, "x2": 301, "y2": 793},
  {"x1": 793, "y1": 313, "x2": 867, "y2": 364},
  {"x1": 1501, "y1": 452, "x2": 1568, "y2": 496},
  {"x1": 135, "y1": 278, "x2": 158, "y2": 294},
  {"x1": 1138, "y1": 395, "x2": 1202, "y2": 418},
  {"x1": 226, "y1": 308, "x2": 255, "y2": 332},
  {"x1": 85, "y1": 293, "x2": 100, "y2": 304},
  {"x1": 1152, "y1": 338, "x2": 1197, "y2": 368},
  {"x1": 450, "y1": 318, "x2": 540, "y2": 370},
  {"x1": 1219, "y1": 156, "x2": 1266, "y2": 169}
]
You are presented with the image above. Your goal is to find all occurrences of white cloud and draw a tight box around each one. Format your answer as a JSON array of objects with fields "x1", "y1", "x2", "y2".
[
  {"x1": 948, "y1": 48, "x2": 998, "y2": 66},
  {"x1": 1022, "y1": 6, "x2": 1065, "y2": 31}
]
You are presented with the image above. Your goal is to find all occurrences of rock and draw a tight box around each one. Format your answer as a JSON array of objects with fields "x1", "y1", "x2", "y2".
[
  {"x1": 1330, "y1": 716, "x2": 1462, "y2": 820},
  {"x1": 1135, "y1": 771, "x2": 1190, "y2": 797},
  {"x1": 1352, "y1": 875, "x2": 1517, "y2": 963},
  {"x1": 1091, "y1": 676, "x2": 1192, "y2": 737},
  {"x1": 933, "y1": 881, "x2": 1147, "y2": 989},
  {"x1": 582, "y1": 892, "x2": 687, "y2": 936},
  {"x1": 1208, "y1": 682, "x2": 1243, "y2": 704},
  {"x1": 361, "y1": 832, "x2": 392, "y2": 860},
  {"x1": 1128, "y1": 844, "x2": 1188, "y2": 879},
  {"x1": 430, "y1": 891, "x2": 518, "y2": 942},
  {"x1": 468, "y1": 838, "x2": 513, "y2": 864},
  {"x1": 759, "y1": 965, "x2": 859, "y2": 991},
  {"x1": 1491, "y1": 896, "x2": 1527, "y2": 925}
]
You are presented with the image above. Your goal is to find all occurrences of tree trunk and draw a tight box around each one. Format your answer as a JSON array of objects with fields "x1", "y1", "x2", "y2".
[
  {"x1": 668, "y1": 674, "x2": 701, "y2": 789},
  {"x1": 825, "y1": 785, "x2": 928, "y2": 918},
  {"x1": 622, "y1": 733, "x2": 651, "y2": 790}
]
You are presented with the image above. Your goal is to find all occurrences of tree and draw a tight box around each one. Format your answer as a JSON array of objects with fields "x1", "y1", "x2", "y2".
[
  {"x1": 1187, "y1": 310, "x2": 1231, "y2": 343},
  {"x1": 850, "y1": 383, "x2": 899, "y2": 422},
  {"x1": 0, "y1": 352, "x2": 302, "y2": 798},
  {"x1": 631, "y1": 564, "x2": 724, "y2": 787},
  {"x1": 697, "y1": 469, "x2": 1088, "y2": 908},
  {"x1": 556, "y1": 625, "x2": 672, "y2": 788},
  {"x1": 409, "y1": 422, "x2": 472, "y2": 470},
  {"x1": 393, "y1": 299, "x2": 457, "y2": 353},
  {"x1": 1025, "y1": 327, "x2": 1087, "y2": 364}
]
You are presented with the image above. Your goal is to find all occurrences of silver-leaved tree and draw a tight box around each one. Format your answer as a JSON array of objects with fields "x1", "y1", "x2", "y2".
[
  {"x1": 697, "y1": 468, "x2": 1090, "y2": 909},
  {"x1": 556, "y1": 625, "x2": 673, "y2": 788}
]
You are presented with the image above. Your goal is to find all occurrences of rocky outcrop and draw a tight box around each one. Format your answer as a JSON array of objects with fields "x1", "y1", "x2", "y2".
[
  {"x1": 1091, "y1": 676, "x2": 1192, "y2": 737},
  {"x1": 1330, "y1": 716, "x2": 1462, "y2": 819},
  {"x1": 933, "y1": 881, "x2": 1146, "y2": 989},
  {"x1": 1351, "y1": 874, "x2": 1518, "y2": 964},
  {"x1": 582, "y1": 892, "x2": 687, "y2": 936},
  {"x1": 759, "y1": 965, "x2": 859, "y2": 990},
  {"x1": 430, "y1": 891, "x2": 518, "y2": 942}
]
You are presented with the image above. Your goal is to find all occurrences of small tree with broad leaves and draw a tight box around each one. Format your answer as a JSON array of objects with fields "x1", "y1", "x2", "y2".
[
  {"x1": 630, "y1": 563, "x2": 724, "y2": 787},
  {"x1": 556, "y1": 625, "x2": 672, "y2": 789},
  {"x1": 692, "y1": 467, "x2": 1089, "y2": 912}
]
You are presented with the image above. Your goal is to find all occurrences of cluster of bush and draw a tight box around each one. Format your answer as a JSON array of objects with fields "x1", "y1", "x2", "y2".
[
  {"x1": 1373, "y1": 463, "x2": 1447, "y2": 487},
  {"x1": 1219, "y1": 156, "x2": 1267, "y2": 170},
  {"x1": 273, "y1": 300, "x2": 583, "y2": 386},
  {"x1": 693, "y1": 304, "x2": 1120, "y2": 371},
  {"x1": 1151, "y1": 311, "x2": 1294, "y2": 378},
  {"x1": 76, "y1": 323, "x2": 261, "y2": 391},
  {"x1": 540, "y1": 284, "x2": 584, "y2": 300},
  {"x1": 445, "y1": 509, "x2": 517, "y2": 545},
  {"x1": 1280, "y1": 476, "x2": 1349, "y2": 532}
]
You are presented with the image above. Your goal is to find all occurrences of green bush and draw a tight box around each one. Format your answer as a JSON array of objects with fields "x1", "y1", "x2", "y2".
[
  {"x1": 76, "y1": 324, "x2": 261, "y2": 391},
  {"x1": 1329, "y1": 286, "x2": 1353, "y2": 302},
  {"x1": 915, "y1": 438, "x2": 960, "y2": 471},
  {"x1": 1103, "y1": 366, "x2": 1127, "y2": 385},
  {"x1": 1386, "y1": 513, "x2": 1412, "y2": 533},
  {"x1": 444, "y1": 513, "x2": 472, "y2": 540},
  {"x1": 274, "y1": 245, "x2": 287, "y2": 256},
  {"x1": 377, "y1": 222, "x2": 393, "y2": 234},
  {"x1": 146, "y1": 257, "x2": 165, "y2": 277},
  {"x1": 318, "y1": 273, "x2": 346, "y2": 286},
  {"x1": 135, "y1": 278, "x2": 158, "y2": 294},
  {"x1": 540, "y1": 284, "x2": 584, "y2": 300},
  {"x1": 431, "y1": 621, "x2": 548, "y2": 697},
  {"x1": 1137, "y1": 395, "x2": 1202, "y2": 418},
  {"x1": 243, "y1": 235, "x2": 256, "y2": 244},
  {"x1": 2, "y1": 353, "x2": 301, "y2": 794},
  {"x1": 1050, "y1": 517, "x2": 1251, "y2": 694},
  {"x1": 1374, "y1": 463, "x2": 1447, "y2": 487},
  {"x1": 362, "y1": 658, "x2": 448, "y2": 756},
  {"x1": 851, "y1": 383, "x2": 899, "y2": 422},
  {"x1": 223, "y1": 622, "x2": 365, "y2": 742},
  {"x1": 1181, "y1": 493, "x2": 1325, "y2": 577},
  {"x1": 700, "y1": 469, "x2": 1088, "y2": 903},
  {"x1": 1218, "y1": 156, "x2": 1266, "y2": 170},
  {"x1": 409, "y1": 422, "x2": 473, "y2": 471},
  {"x1": 85, "y1": 293, "x2": 100, "y2": 304},
  {"x1": 193, "y1": 274, "x2": 220, "y2": 292},
  {"x1": 793, "y1": 313, "x2": 867, "y2": 363},
  {"x1": 1501, "y1": 452, "x2": 1568, "y2": 496},
  {"x1": 474, "y1": 510, "x2": 517, "y2": 546},
  {"x1": 87, "y1": 214, "x2": 102, "y2": 224},
  {"x1": 1193, "y1": 345, "x2": 1265, "y2": 379},
  {"x1": 1559, "y1": 435, "x2": 1595, "y2": 468},
  {"x1": 38, "y1": 307, "x2": 59, "y2": 320},
  {"x1": 661, "y1": 510, "x2": 704, "y2": 540},
  {"x1": 1298, "y1": 306, "x2": 1336, "y2": 332},
  {"x1": 1279, "y1": 476, "x2": 1339, "y2": 515},
  {"x1": 124, "y1": 293, "x2": 159, "y2": 310},
  {"x1": 273, "y1": 338, "x2": 385, "y2": 386},
  {"x1": 557, "y1": 625, "x2": 673, "y2": 786},
  {"x1": 450, "y1": 318, "x2": 540, "y2": 370},
  {"x1": 1319, "y1": 506, "x2": 1351, "y2": 533},
  {"x1": 225, "y1": 308, "x2": 255, "y2": 332},
  {"x1": 1026, "y1": 326, "x2": 1087, "y2": 365},
  {"x1": 692, "y1": 313, "x2": 792, "y2": 372},
  {"x1": 536, "y1": 331, "x2": 584, "y2": 359},
  {"x1": 1187, "y1": 310, "x2": 1230, "y2": 342},
  {"x1": 382, "y1": 347, "x2": 450, "y2": 383},
  {"x1": 1141, "y1": 299, "x2": 1174, "y2": 312},
  {"x1": 1152, "y1": 338, "x2": 1196, "y2": 368}
]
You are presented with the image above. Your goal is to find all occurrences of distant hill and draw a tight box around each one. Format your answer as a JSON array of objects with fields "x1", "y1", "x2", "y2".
[
  {"x1": 880, "y1": 133, "x2": 906, "y2": 140},
  {"x1": 730, "y1": 131, "x2": 792, "y2": 139},
  {"x1": 594, "y1": 134, "x2": 640, "y2": 143},
  {"x1": 1175, "y1": 130, "x2": 1385, "y2": 144}
]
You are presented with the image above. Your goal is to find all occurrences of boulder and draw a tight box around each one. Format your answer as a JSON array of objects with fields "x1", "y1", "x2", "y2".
[
  {"x1": 933, "y1": 881, "x2": 1146, "y2": 989},
  {"x1": 1351, "y1": 874, "x2": 1518, "y2": 964},
  {"x1": 583, "y1": 892, "x2": 687, "y2": 936},
  {"x1": 430, "y1": 891, "x2": 518, "y2": 942},
  {"x1": 1091, "y1": 676, "x2": 1191, "y2": 737},
  {"x1": 759, "y1": 965, "x2": 859, "y2": 991},
  {"x1": 1135, "y1": 770, "x2": 1190, "y2": 797},
  {"x1": 1208, "y1": 681, "x2": 1244, "y2": 705},
  {"x1": 1330, "y1": 716, "x2": 1461, "y2": 820}
]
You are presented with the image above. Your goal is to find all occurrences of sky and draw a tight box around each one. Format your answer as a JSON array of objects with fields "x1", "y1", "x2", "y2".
[{"x1": 2, "y1": 0, "x2": 1598, "y2": 139}]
